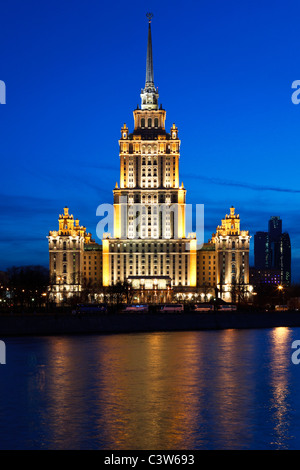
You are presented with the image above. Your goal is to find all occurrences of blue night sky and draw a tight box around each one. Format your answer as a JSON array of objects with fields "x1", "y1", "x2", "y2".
[{"x1": 1, "y1": 0, "x2": 300, "y2": 280}]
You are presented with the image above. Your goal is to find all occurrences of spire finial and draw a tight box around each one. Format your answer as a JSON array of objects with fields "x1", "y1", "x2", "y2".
[
  {"x1": 140, "y1": 13, "x2": 159, "y2": 110},
  {"x1": 146, "y1": 12, "x2": 153, "y2": 23},
  {"x1": 145, "y1": 14, "x2": 154, "y2": 85}
]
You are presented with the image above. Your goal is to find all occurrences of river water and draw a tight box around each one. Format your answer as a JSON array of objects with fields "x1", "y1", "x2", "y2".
[{"x1": 1, "y1": 328, "x2": 300, "y2": 449}]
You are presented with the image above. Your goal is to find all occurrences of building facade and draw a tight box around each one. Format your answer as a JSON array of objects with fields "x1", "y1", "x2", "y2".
[
  {"x1": 211, "y1": 206, "x2": 252, "y2": 302},
  {"x1": 101, "y1": 18, "x2": 197, "y2": 302},
  {"x1": 254, "y1": 216, "x2": 291, "y2": 285},
  {"x1": 280, "y1": 232, "x2": 291, "y2": 285},
  {"x1": 197, "y1": 243, "x2": 217, "y2": 294},
  {"x1": 254, "y1": 232, "x2": 271, "y2": 269},
  {"x1": 47, "y1": 207, "x2": 102, "y2": 303},
  {"x1": 250, "y1": 267, "x2": 281, "y2": 287},
  {"x1": 47, "y1": 19, "x2": 253, "y2": 305}
]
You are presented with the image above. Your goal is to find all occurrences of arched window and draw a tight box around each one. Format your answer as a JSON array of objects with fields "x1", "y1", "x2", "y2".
[
  {"x1": 148, "y1": 118, "x2": 152, "y2": 128},
  {"x1": 232, "y1": 241, "x2": 236, "y2": 249},
  {"x1": 63, "y1": 241, "x2": 67, "y2": 250},
  {"x1": 141, "y1": 118, "x2": 145, "y2": 128},
  {"x1": 154, "y1": 118, "x2": 158, "y2": 128}
]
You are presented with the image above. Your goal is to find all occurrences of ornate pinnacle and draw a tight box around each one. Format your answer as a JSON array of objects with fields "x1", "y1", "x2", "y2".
[{"x1": 146, "y1": 12, "x2": 153, "y2": 23}]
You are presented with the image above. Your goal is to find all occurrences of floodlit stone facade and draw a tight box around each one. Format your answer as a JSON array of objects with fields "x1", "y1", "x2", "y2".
[{"x1": 47, "y1": 20, "x2": 251, "y2": 305}]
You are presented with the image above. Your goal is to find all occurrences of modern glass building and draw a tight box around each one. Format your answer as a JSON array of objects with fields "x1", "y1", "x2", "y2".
[{"x1": 254, "y1": 216, "x2": 291, "y2": 285}]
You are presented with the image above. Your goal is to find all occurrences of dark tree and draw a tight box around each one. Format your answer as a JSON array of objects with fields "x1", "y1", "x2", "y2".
[{"x1": 6, "y1": 265, "x2": 49, "y2": 308}]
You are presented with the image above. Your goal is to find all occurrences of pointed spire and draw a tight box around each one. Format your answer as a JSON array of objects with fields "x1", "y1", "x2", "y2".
[
  {"x1": 145, "y1": 14, "x2": 154, "y2": 85},
  {"x1": 140, "y1": 13, "x2": 159, "y2": 110}
]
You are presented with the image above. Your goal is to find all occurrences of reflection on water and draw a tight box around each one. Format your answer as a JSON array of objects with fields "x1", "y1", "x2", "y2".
[
  {"x1": 268, "y1": 328, "x2": 292, "y2": 449},
  {"x1": 0, "y1": 328, "x2": 300, "y2": 449}
]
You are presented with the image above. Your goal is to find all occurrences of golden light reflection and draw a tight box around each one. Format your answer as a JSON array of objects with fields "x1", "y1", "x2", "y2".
[
  {"x1": 43, "y1": 337, "x2": 92, "y2": 449},
  {"x1": 25, "y1": 329, "x2": 295, "y2": 450},
  {"x1": 97, "y1": 332, "x2": 204, "y2": 449},
  {"x1": 268, "y1": 327, "x2": 292, "y2": 449},
  {"x1": 210, "y1": 329, "x2": 255, "y2": 447}
]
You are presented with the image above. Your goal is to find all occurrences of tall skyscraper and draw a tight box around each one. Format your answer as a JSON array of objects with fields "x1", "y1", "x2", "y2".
[
  {"x1": 280, "y1": 232, "x2": 291, "y2": 285},
  {"x1": 47, "y1": 16, "x2": 252, "y2": 305},
  {"x1": 254, "y1": 216, "x2": 291, "y2": 285},
  {"x1": 268, "y1": 216, "x2": 282, "y2": 270},
  {"x1": 268, "y1": 216, "x2": 282, "y2": 241},
  {"x1": 254, "y1": 231, "x2": 270, "y2": 269},
  {"x1": 101, "y1": 16, "x2": 197, "y2": 302}
]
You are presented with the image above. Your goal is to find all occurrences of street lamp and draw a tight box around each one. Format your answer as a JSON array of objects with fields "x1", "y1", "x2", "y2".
[{"x1": 278, "y1": 285, "x2": 284, "y2": 308}]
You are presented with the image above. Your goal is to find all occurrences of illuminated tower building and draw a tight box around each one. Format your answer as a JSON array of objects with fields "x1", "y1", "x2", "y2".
[
  {"x1": 212, "y1": 207, "x2": 252, "y2": 302},
  {"x1": 102, "y1": 16, "x2": 197, "y2": 302},
  {"x1": 48, "y1": 207, "x2": 100, "y2": 303},
  {"x1": 47, "y1": 18, "x2": 255, "y2": 306}
]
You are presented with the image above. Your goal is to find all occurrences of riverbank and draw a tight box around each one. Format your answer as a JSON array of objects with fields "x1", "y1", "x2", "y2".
[{"x1": 0, "y1": 310, "x2": 300, "y2": 336}]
